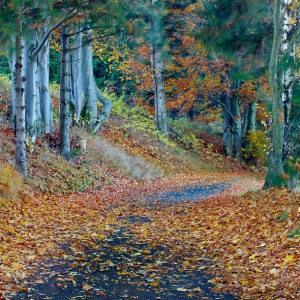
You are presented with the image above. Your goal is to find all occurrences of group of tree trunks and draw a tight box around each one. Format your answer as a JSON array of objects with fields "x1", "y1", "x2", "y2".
[{"x1": 1, "y1": 0, "x2": 300, "y2": 190}]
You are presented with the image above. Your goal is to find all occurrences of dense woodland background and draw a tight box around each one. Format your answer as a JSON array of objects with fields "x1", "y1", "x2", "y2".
[{"x1": 0, "y1": 0, "x2": 299, "y2": 187}]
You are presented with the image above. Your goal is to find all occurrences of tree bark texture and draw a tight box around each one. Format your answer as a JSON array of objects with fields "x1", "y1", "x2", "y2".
[
  {"x1": 15, "y1": 18, "x2": 27, "y2": 176},
  {"x1": 243, "y1": 99, "x2": 257, "y2": 163},
  {"x1": 264, "y1": 0, "x2": 284, "y2": 188},
  {"x1": 149, "y1": 0, "x2": 168, "y2": 136},
  {"x1": 38, "y1": 29, "x2": 52, "y2": 134},
  {"x1": 70, "y1": 29, "x2": 111, "y2": 131},
  {"x1": 220, "y1": 91, "x2": 243, "y2": 160},
  {"x1": 232, "y1": 95, "x2": 242, "y2": 160},
  {"x1": 221, "y1": 95, "x2": 233, "y2": 157},
  {"x1": 264, "y1": 0, "x2": 299, "y2": 188},
  {"x1": 281, "y1": 0, "x2": 298, "y2": 189},
  {"x1": 82, "y1": 30, "x2": 98, "y2": 127},
  {"x1": 60, "y1": 25, "x2": 71, "y2": 160},
  {"x1": 71, "y1": 27, "x2": 83, "y2": 120},
  {"x1": 24, "y1": 35, "x2": 41, "y2": 141},
  {"x1": 92, "y1": 77, "x2": 112, "y2": 133}
]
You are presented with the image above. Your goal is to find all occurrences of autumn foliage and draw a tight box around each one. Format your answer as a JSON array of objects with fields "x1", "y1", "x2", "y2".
[{"x1": 0, "y1": 164, "x2": 22, "y2": 207}]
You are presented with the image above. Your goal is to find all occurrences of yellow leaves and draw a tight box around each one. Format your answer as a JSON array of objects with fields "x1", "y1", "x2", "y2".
[
  {"x1": 98, "y1": 234, "x2": 107, "y2": 240},
  {"x1": 4, "y1": 225, "x2": 16, "y2": 236},
  {"x1": 82, "y1": 283, "x2": 93, "y2": 291},
  {"x1": 142, "y1": 249, "x2": 151, "y2": 255},
  {"x1": 241, "y1": 280, "x2": 249, "y2": 286},
  {"x1": 249, "y1": 254, "x2": 258, "y2": 261},
  {"x1": 236, "y1": 246, "x2": 249, "y2": 257},
  {"x1": 37, "y1": 247, "x2": 48, "y2": 256},
  {"x1": 254, "y1": 267, "x2": 262, "y2": 273},
  {"x1": 150, "y1": 281, "x2": 159, "y2": 287},
  {"x1": 118, "y1": 271, "x2": 130, "y2": 276},
  {"x1": 232, "y1": 236, "x2": 241, "y2": 244},
  {"x1": 283, "y1": 254, "x2": 294, "y2": 264},
  {"x1": 12, "y1": 262, "x2": 23, "y2": 272}
]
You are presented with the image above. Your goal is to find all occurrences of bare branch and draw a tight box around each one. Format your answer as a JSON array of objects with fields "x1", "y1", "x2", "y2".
[{"x1": 31, "y1": 8, "x2": 79, "y2": 59}]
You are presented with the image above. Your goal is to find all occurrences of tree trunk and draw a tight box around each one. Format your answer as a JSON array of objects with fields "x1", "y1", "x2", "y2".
[
  {"x1": 78, "y1": 29, "x2": 111, "y2": 132},
  {"x1": 24, "y1": 41, "x2": 38, "y2": 140},
  {"x1": 232, "y1": 95, "x2": 242, "y2": 160},
  {"x1": 264, "y1": 0, "x2": 284, "y2": 188},
  {"x1": 59, "y1": 25, "x2": 71, "y2": 160},
  {"x1": 92, "y1": 77, "x2": 112, "y2": 133},
  {"x1": 247, "y1": 99, "x2": 257, "y2": 133},
  {"x1": 281, "y1": 0, "x2": 297, "y2": 190},
  {"x1": 244, "y1": 99, "x2": 257, "y2": 163},
  {"x1": 38, "y1": 30, "x2": 52, "y2": 134},
  {"x1": 149, "y1": 0, "x2": 168, "y2": 136},
  {"x1": 82, "y1": 30, "x2": 98, "y2": 128},
  {"x1": 71, "y1": 27, "x2": 83, "y2": 120},
  {"x1": 221, "y1": 95, "x2": 233, "y2": 156},
  {"x1": 15, "y1": 18, "x2": 27, "y2": 176},
  {"x1": 264, "y1": 0, "x2": 299, "y2": 189}
]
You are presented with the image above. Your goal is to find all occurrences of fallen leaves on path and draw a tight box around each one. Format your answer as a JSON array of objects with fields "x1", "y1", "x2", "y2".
[
  {"x1": 3, "y1": 172, "x2": 299, "y2": 299},
  {"x1": 130, "y1": 186, "x2": 300, "y2": 299}
]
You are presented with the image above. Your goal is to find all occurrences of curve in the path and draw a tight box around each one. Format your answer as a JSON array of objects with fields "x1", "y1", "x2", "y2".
[
  {"x1": 144, "y1": 182, "x2": 230, "y2": 206},
  {"x1": 10, "y1": 182, "x2": 237, "y2": 300}
]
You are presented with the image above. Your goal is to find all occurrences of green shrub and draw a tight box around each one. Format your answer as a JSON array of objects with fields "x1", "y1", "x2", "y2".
[
  {"x1": 243, "y1": 130, "x2": 269, "y2": 164},
  {"x1": 109, "y1": 93, "x2": 178, "y2": 148}
]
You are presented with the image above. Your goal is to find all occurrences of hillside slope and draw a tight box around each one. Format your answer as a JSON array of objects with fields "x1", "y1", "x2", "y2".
[{"x1": 0, "y1": 92, "x2": 250, "y2": 197}]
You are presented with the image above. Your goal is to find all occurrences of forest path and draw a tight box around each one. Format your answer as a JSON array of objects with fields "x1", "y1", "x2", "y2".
[{"x1": 5, "y1": 174, "x2": 263, "y2": 300}]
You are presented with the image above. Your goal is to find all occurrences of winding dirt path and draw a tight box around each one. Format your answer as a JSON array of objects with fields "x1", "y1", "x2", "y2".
[{"x1": 3, "y1": 174, "x2": 263, "y2": 300}]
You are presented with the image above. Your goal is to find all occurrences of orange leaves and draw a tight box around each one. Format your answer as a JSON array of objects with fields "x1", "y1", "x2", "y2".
[
  {"x1": 2, "y1": 146, "x2": 299, "y2": 300},
  {"x1": 113, "y1": 177, "x2": 300, "y2": 299},
  {"x1": 236, "y1": 81, "x2": 256, "y2": 104}
]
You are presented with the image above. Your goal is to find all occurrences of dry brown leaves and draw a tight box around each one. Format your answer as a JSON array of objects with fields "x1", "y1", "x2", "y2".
[
  {"x1": 3, "y1": 172, "x2": 299, "y2": 299},
  {"x1": 130, "y1": 184, "x2": 300, "y2": 299}
]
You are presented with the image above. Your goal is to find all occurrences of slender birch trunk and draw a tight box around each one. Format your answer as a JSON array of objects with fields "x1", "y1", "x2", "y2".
[
  {"x1": 60, "y1": 25, "x2": 71, "y2": 160},
  {"x1": 15, "y1": 18, "x2": 27, "y2": 176},
  {"x1": 38, "y1": 30, "x2": 52, "y2": 134},
  {"x1": 24, "y1": 36, "x2": 40, "y2": 141}
]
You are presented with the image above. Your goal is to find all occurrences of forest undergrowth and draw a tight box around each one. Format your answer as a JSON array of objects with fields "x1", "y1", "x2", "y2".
[{"x1": 0, "y1": 97, "x2": 299, "y2": 299}]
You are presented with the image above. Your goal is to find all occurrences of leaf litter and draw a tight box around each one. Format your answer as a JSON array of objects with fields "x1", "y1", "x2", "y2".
[{"x1": 3, "y1": 172, "x2": 300, "y2": 299}]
